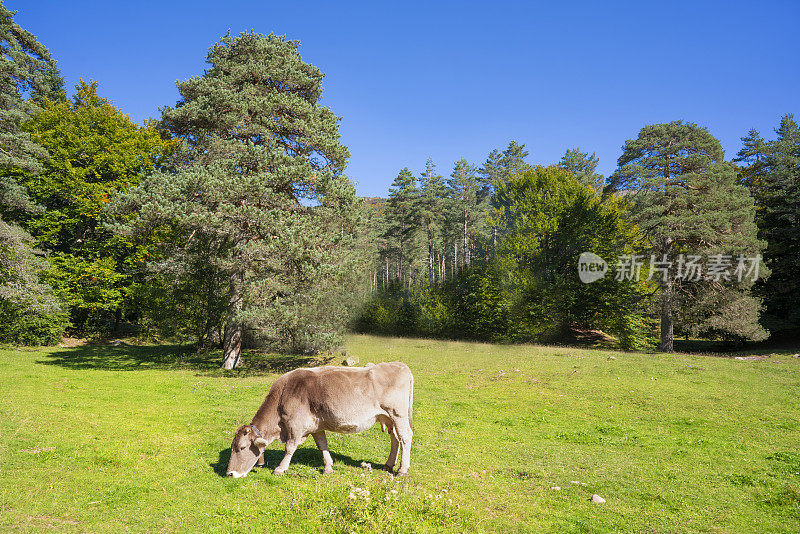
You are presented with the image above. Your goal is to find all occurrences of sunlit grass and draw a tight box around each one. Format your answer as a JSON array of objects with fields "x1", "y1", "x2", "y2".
[{"x1": 0, "y1": 335, "x2": 798, "y2": 532}]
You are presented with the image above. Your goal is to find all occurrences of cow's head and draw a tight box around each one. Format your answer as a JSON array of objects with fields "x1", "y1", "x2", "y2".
[{"x1": 226, "y1": 425, "x2": 270, "y2": 478}]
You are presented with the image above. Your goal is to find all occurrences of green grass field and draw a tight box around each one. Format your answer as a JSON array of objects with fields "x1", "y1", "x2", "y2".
[{"x1": 1, "y1": 335, "x2": 798, "y2": 532}]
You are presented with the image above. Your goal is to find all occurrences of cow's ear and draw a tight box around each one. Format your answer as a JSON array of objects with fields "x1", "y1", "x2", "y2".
[{"x1": 254, "y1": 437, "x2": 269, "y2": 448}]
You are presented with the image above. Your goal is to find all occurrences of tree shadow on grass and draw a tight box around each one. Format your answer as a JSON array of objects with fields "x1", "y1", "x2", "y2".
[
  {"x1": 210, "y1": 447, "x2": 384, "y2": 477},
  {"x1": 37, "y1": 343, "x2": 333, "y2": 377}
]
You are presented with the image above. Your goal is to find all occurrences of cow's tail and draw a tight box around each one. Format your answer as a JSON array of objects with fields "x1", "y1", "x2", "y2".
[{"x1": 408, "y1": 373, "x2": 414, "y2": 431}]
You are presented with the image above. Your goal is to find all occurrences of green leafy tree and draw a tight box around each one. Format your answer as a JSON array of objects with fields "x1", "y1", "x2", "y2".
[
  {"x1": 610, "y1": 121, "x2": 766, "y2": 351},
  {"x1": 558, "y1": 148, "x2": 603, "y2": 191},
  {"x1": 114, "y1": 32, "x2": 361, "y2": 368},
  {"x1": 18, "y1": 80, "x2": 174, "y2": 331},
  {"x1": 489, "y1": 166, "x2": 652, "y2": 347}
]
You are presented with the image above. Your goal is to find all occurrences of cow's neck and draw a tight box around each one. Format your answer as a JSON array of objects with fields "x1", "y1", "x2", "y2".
[{"x1": 250, "y1": 388, "x2": 281, "y2": 440}]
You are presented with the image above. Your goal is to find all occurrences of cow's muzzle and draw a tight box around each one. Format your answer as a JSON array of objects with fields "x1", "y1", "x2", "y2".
[{"x1": 226, "y1": 470, "x2": 246, "y2": 478}]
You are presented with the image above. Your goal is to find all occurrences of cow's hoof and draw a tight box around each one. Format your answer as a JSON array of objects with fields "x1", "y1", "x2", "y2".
[
  {"x1": 273, "y1": 468, "x2": 286, "y2": 476},
  {"x1": 397, "y1": 469, "x2": 408, "y2": 477},
  {"x1": 323, "y1": 466, "x2": 333, "y2": 474},
  {"x1": 384, "y1": 464, "x2": 395, "y2": 473}
]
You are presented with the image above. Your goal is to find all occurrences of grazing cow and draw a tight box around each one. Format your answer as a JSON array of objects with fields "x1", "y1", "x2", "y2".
[{"x1": 226, "y1": 362, "x2": 414, "y2": 478}]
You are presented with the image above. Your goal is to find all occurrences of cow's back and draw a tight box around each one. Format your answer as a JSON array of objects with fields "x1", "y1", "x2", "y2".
[{"x1": 277, "y1": 362, "x2": 413, "y2": 435}]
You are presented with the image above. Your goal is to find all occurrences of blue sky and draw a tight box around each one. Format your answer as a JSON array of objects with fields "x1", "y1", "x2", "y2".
[{"x1": 12, "y1": 0, "x2": 800, "y2": 197}]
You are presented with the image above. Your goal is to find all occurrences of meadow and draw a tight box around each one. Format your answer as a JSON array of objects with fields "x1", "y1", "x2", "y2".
[{"x1": 1, "y1": 335, "x2": 798, "y2": 533}]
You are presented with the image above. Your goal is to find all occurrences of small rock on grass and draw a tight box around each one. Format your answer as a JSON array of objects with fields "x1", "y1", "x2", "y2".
[
  {"x1": 591, "y1": 494, "x2": 606, "y2": 504},
  {"x1": 550, "y1": 486, "x2": 561, "y2": 491}
]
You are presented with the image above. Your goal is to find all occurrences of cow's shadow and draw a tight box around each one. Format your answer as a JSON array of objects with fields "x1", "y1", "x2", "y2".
[{"x1": 211, "y1": 447, "x2": 384, "y2": 477}]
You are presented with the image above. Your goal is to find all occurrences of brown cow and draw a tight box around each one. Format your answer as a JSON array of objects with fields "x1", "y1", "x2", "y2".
[{"x1": 226, "y1": 362, "x2": 414, "y2": 478}]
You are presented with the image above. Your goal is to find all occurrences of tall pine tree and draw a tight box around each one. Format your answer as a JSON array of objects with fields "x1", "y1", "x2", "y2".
[
  {"x1": 447, "y1": 159, "x2": 481, "y2": 268},
  {"x1": 418, "y1": 158, "x2": 446, "y2": 283},
  {"x1": 611, "y1": 121, "x2": 765, "y2": 351},
  {"x1": 383, "y1": 167, "x2": 420, "y2": 284},
  {"x1": 115, "y1": 32, "x2": 360, "y2": 368},
  {"x1": 0, "y1": 2, "x2": 66, "y2": 344},
  {"x1": 558, "y1": 148, "x2": 604, "y2": 191},
  {"x1": 746, "y1": 115, "x2": 800, "y2": 335}
]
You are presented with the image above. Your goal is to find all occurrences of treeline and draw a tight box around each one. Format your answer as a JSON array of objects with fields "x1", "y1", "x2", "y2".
[
  {"x1": 357, "y1": 119, "x2": 799, "y2": 350},
  {"x1": 2, "y1": 1, "x2": 797, "y2": 360},
  {"x1": 0, "y1": 5, "x2": 365, "y2": 367}
]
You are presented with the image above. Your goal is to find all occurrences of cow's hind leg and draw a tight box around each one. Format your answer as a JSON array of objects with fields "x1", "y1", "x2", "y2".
[
  {"x1": 273, "y1": 434, "x2": 305, "y2": 475},
  {"x1": 394, "y1": 417, "x2": 413, "y2": 476},
  {"x1": 312, "y1": 431, "x2": 334, "y2": 474}
]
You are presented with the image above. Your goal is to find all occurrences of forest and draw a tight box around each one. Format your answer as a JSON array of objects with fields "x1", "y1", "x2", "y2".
[{"x1": 1, "y1": 2, "x2": 798, "y2": 369}]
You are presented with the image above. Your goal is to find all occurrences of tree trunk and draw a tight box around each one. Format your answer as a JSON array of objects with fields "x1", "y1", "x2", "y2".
[
  {"x1": 222, "y1": 271, "x2": 244, "y2": 369},
  {"x1": 659, "y1": 277, "x2": 674, "y2": 352},
  {"x1": 463, "y1": 209, "x2": 469, "y2": 267},
  {"x1": 427, "y1": 231, "x2": 435, "y2": 284},
  {"x1": 113, "y1": 307, "x2": 122, "y2": 333}
]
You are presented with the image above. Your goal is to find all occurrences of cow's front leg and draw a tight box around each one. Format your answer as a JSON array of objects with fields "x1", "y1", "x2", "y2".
[
  {"x1": 312, "y1": 431, "x2": 334, "y2": 474},
  {"x1": 273, "y1": 435, "x2": 304, "y2": 475},
  {"x1": 256, "y1": 450, "x2": 265, "y2": 467}
]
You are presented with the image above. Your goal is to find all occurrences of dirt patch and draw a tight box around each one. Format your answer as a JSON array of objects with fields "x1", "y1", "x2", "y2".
[{"x1": 58, "y1": 337, "x2": 86, "y2": 348}]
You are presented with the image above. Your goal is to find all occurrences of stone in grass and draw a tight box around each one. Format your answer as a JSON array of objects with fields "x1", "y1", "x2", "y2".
[
  {"x1": 550, "y1": 486, "x2": 561, "y2": 491},
  {"x1": 591, "y1": 494, "x2": 606, "y2": 504},
  {"x1": 343, "y1": 356, "x2": 360, "y2": 366}
]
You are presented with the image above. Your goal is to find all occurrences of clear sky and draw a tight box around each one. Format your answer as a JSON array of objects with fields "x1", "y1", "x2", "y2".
[{"x1": 11, "y1": 0, "x2": 800, "y2": 197}]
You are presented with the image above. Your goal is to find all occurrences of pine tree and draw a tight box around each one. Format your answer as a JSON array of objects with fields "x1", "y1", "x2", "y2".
[
  {"x1": 734, "y1": 128, "x2": 767, "y2": 193},
  {"x1": 447, "y1": 159, "x2": 481, "y2": 268},
  {"x1": 0, "y1": 2, "x2": 66, "y2": 345},
  {"x1": 611, "y1": 121, "x2": 766, "y2": 351},
  {"x1": 0, "y1": 1, "x2": 63, "y2": 212},
  {"x1": 114, "y1": 32, "x2": 360, "y2": 368},
  {"x1": 749, "y1": 115, "x2": 800, "y2": 335},
  {"x1": 478, "y1": 149, "x2": 503, "y2": 202},
  {"x1": 499, "y1": 141, "x2": 531, "y2": 176},
  {"x1": 418, "y1": 158, "x2": 446, "y2": 283},
  {"x1": 734, "y1": 128, "x2": 767, "y2": 166},
  {"x1": 558, "y1": 148, "x2": 604, "y2": 191},
  {"x1": 478, "y1": 142, "x2": 531, "y2": 250},
  {"x1": 383, "y1": 167, "x2": 420, "y2": 284}
]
